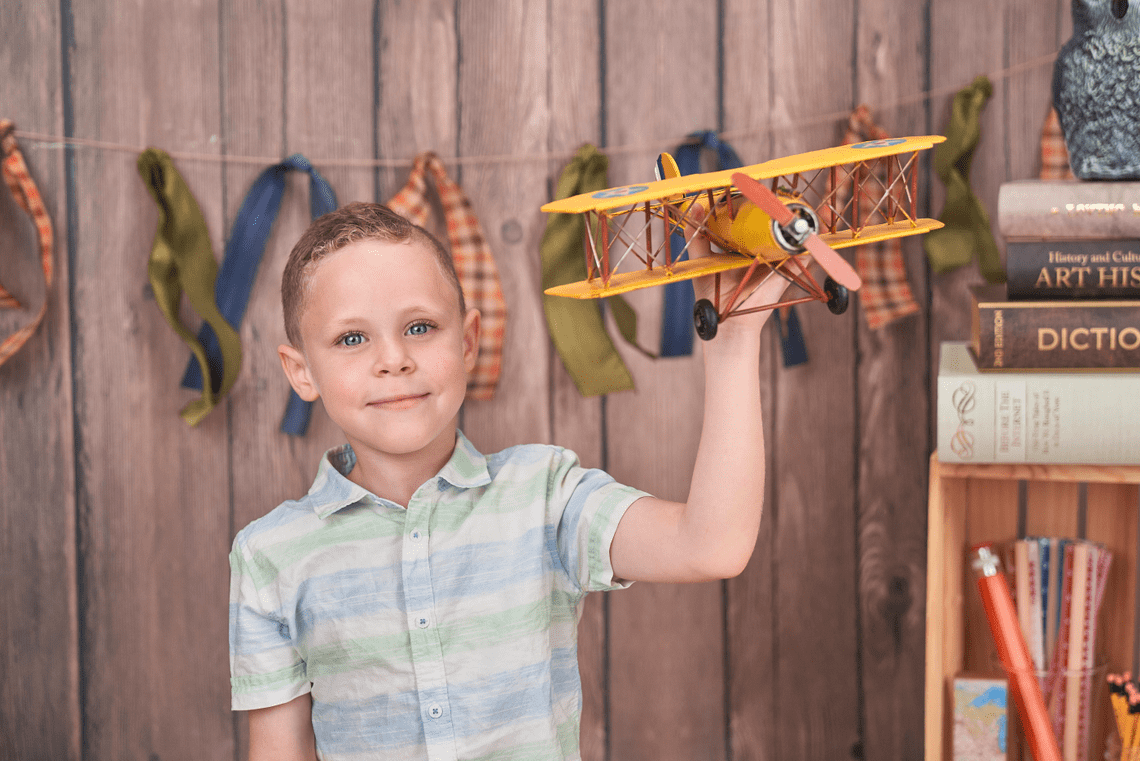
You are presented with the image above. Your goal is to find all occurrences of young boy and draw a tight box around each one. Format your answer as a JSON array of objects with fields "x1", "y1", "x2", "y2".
[{"x1": 229, "y1": 201, "x2": 785, "y2": 761}]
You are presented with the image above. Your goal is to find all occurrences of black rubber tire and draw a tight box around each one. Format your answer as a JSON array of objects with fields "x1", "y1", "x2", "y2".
[
  {"x1": 693, "y1": 298, "x2": 719, "y2": 341},
  {"x1": 824, "y1": 277, "x2": 849, "y2": 315}
]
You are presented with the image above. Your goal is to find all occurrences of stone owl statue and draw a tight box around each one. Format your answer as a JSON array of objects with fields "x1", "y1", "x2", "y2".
[{"x1": 1052, "y1": 0, "x2": 1140, "y2": 179}]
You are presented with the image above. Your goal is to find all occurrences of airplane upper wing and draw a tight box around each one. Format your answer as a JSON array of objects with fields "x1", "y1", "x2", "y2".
[{"x1": 541, "y1": 135, "x2": 946, "y2": 215}]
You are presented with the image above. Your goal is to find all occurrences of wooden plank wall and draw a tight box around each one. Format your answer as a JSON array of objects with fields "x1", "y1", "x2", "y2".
[{"x1": 0, "y1": 1, "x2": 1074, "y2": 759}]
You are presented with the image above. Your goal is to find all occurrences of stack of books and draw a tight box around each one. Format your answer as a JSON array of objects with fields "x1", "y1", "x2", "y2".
[{"x1": 937, "y1": 179, "x2": 1140, "y2": 465}]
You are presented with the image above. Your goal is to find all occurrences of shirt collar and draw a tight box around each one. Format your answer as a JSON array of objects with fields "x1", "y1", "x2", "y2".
[{"x1": 306, "y1": 430, "x2": 491, "y2": 519}]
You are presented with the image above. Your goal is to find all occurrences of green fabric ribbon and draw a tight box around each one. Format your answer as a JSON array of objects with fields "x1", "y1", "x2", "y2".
[
  {"x1": 138, "y1": 148, "x2": 242, "y2": 426},
  {"x1": 924, "y1": 75, "x2": 1006, "y2": 283},
  {"x1": 541, "y1": 144, "x2": 643, "y2": 396}
]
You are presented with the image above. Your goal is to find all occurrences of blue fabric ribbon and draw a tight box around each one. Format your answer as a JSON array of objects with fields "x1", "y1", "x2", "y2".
[
  {"x1": 660, "y1": 131, "x2": 744, "y2": 357},
  {"x1": 771, "y1": 306, "x2": 808, "y2": 367},
  {"x1": 181, "y1": 154, "x2": 337, "y2": 435}
]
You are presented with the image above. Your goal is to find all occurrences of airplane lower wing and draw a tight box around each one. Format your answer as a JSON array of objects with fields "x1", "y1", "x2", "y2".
[{"x1": 544, "y1": 254, "x2": 757, "y2": 299}]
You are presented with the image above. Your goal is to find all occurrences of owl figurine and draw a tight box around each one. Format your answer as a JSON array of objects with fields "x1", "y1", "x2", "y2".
[{"x1": 1052, "y1": 0, "x2": 1140, "y2": 179}]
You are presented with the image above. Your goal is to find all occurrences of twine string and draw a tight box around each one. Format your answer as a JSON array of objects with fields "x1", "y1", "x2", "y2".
[{"x1": 12, "y1": 51, "x2": 1057, "y2": 169}]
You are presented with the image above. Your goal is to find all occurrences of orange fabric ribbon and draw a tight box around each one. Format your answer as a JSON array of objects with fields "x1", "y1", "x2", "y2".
[
  {"x1": 387, "y1": 153, "x2": 506, "y2": 400},
  {"x1": 0, "y1": 120, "x2": 54, "y2": 368}
]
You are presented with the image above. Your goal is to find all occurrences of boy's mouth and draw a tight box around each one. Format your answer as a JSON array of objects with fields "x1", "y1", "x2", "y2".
[{"x1": 370, "y1": 393, "x2": 429, "y2": 410}]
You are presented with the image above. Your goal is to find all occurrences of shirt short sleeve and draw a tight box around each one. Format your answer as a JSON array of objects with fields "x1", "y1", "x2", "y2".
[
  {"x1": 229, "y1": 535, "x2": 311, "y2": 711},
  {"x1": 546, "y1": 448, "x2": 650, "y2": 594}
]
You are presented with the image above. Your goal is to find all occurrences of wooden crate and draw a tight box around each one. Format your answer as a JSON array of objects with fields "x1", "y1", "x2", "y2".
[{"x1": 924, "y1": 454, "x2": 1140, "y2": 761}]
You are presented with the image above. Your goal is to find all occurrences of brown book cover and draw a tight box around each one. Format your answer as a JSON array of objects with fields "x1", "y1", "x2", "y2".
[
  {"x1": 970, "y1": 284, "x2": 1140, "y2": 370},
  {"x1": 1006, "y1": 239, "x2": 1140, "y2": 300},
  {"x1": 997, "y1": 180, "x2": 1140, "y2": 239}
]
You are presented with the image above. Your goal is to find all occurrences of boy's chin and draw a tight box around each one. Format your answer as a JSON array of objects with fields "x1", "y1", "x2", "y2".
[{"x1": 352, "y1": 423, "x2": 459, "y2": 458}]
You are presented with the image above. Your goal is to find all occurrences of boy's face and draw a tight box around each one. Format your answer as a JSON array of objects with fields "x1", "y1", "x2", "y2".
[{"x1": 278, "y1": 238, "x2": 479, "y2": 463}]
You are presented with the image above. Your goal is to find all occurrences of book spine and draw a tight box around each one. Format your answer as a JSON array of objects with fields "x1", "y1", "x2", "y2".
[
  {"x1": 1006, "y1": 239, "x2": 1140, "y2": 300},
  {"x1": 936, "y1": 367, "x2": 1140, "y2": 464},
  {"x1": 1027, "y1": 541, "x2": 1044, "y2": 674},
  {"x1": 971, "y1": 300, "x2": 1140, "y2": 370},
  {"x1": 998, "y1": 181, "x2": 1140, "y2": 239},
  {"x1": 1046, "y1": 545, "x2": 1075, "y2": 741}
]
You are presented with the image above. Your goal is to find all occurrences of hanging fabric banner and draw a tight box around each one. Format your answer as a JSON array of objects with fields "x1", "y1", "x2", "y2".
[
  {"x1": 923, "y1": 75, "x2": 1006, "y2": 283},
  {"x1": 387, "y1": 152, "x2": 506, "y2": 401},
  {"x1": 180, "y1": 154, "x2": 337, "y2": 436},
  {"x1": 0, "y1": 120, "x2": 53, "y2": 369},
  {"x1": 771, "y1": 306, "x2": 808, "y2": 367},
  {"x1": 539, "y1": 144, "x2": 636, "y2": 397},
  {"x1": 138, "y1": 148, "x2": 241, "y2": 426},
  {"x1": 831, "y1": 105, "x2": 921, "y2": 329}
]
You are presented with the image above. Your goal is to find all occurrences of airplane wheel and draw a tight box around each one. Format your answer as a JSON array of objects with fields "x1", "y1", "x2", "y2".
[
  {"x1": 824, "y1": 277, "x2": 849, "y2": 315},
  {"x1": 693, "y1": 299, "x2": 719, "y2": 341}
]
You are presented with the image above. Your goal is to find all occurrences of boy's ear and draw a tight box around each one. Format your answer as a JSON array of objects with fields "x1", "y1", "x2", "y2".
[
  {"x1": 278, "y1": 344, "x2": 321, "y2": 402},
  {"x1": 462, "y1": 308, "x2": 481, "y2": 373}
]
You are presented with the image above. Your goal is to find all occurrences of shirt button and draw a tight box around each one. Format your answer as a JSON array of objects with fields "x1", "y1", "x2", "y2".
[
  {"x1": 417, "y1": 616, "x2": 430, "y2": 629},
  {"x1": 428, "y1": 704, "x2": 443, "y2": 719},
  {"x1": 410, "y1": 530, "x2": 423, "y2": 541}
]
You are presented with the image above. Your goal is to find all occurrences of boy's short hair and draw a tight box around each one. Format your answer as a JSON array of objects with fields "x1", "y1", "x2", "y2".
[{"x1": 281, "y1": 201, "x2": 466, "y2": 347}]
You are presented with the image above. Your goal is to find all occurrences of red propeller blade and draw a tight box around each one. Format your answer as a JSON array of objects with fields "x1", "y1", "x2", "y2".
[
  {"x1": 731, "y1": 172, "x2": 795, "y2": 227},
  {"x1": 804, "y1": 233, "x2": 862, "y2": 291}
]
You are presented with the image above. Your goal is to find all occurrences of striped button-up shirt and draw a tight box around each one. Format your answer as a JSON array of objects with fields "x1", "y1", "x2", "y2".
[{"x1": 229, "y1": 431, "x2": 645, "y2": 760}]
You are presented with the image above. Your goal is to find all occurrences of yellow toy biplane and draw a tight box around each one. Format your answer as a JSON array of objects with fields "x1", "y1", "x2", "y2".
[{"x1": 541, "y1": 135, "x2": 946, "y2": 340}]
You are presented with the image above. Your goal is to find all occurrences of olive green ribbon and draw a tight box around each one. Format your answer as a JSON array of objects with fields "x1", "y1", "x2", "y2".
[
  {"x1": 541, "y1": 144, "x2": 645, "y2": 396},
  {"x1": 138, "y1": 148, "x2": 241, "y2": 426},
  {"x1": 923, "y1": 75, "x2": 1006, "y2": 283}
]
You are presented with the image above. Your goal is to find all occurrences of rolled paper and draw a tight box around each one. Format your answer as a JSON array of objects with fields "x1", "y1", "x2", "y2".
[{"x1": 971, "y1": 544, "x2": 1062, "y2": 761}]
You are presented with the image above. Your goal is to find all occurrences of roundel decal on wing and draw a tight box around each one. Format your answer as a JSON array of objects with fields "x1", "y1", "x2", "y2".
[
  {"x1": 850, "y1": 138, "x2": 906, "y2": 149},
  {"x1": 591, "y1": 184, "x2": 650, "y2": 199}
]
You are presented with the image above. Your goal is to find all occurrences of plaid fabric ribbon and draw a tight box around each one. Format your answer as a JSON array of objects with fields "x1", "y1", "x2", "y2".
[
  {"x1": 387, "y1": 153, "x2": 506, "y2": 400},
  {"x1": 0, "y1": 120, "x2": 54, "y2": 369},
  {"x1": 831, "y1": 106, "x2": 920, "y2": 329},
  {"x1": 1040, "y1": 108, "x2": 1074, "y2": 180}
]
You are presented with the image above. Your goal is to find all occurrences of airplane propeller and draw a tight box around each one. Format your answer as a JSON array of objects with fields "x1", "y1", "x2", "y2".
[{"x1": 730, "y1": 172, "x2": 863, "y2": 291}]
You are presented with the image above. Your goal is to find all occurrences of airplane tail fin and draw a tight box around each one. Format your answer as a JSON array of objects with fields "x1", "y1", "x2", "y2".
[{"x1": 655, "y1": 152, "x2": 681, "y2": 181}]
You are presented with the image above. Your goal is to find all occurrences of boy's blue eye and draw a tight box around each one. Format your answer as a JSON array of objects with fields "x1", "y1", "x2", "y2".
[
  {"x1": 340, "y1": 333, "x2": 364, "y2": 346},
  {"x1": 407, "y1": 321, "x2": 434, "y2": 336}
]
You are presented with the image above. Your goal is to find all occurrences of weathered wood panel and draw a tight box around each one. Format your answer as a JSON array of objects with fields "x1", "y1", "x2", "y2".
[
  {"x1": 603, "y1": 4, "x2": 727, "y2": 760},
  {"x1": 766, "y1": 0, "x2": 862, "y2": 758},
  {"x1": 0, "y1": 4, "x2": 79, "y2": 760},
  {"x1": 67, "y1": 4, "x2": 234, "y2": 760},
  {"x1": 456, "y1": 1, "x2": 553, "y2": 456},
  {"x1": 852, "y1": 2, "x2": 931, "y2": 759}
]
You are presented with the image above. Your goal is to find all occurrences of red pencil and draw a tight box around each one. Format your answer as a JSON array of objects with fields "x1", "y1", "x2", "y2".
[{"x1": 972, "y1": 544, "x2": 1062, "y2": 761}]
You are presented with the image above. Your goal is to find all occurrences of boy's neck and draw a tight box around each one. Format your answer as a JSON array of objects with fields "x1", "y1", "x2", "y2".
[{"x1": 345, "y1": 427, "x2": 459, "y2": 508}]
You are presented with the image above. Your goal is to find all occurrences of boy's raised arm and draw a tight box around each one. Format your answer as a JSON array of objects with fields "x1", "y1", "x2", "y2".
[
  {"x1": 609, "y1": 221, "x2": 790, "y2": 584},
  {"x1": 247, "y1": 693, "x2": 318, "y2": 761}
]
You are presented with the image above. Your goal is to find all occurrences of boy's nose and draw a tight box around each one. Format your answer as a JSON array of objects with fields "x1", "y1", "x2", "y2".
[{"x1": 373, "y1": 341, "x2": 414, "y2": 375}]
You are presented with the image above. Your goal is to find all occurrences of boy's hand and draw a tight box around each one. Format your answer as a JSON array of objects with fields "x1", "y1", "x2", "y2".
[{"x1": 685, "y1": 205, "x2": 793, "y2": 337}]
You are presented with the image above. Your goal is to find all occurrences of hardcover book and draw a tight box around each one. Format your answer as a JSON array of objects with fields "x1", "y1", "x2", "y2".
[
  {"x1": 936, "y1": 342, "x2": 1140, "y2": 464},
  {"x1": 1006, "y1": 239, "x2": 1140, "y2": 300},
  {"x1": 969, "y1": 285, "x2": 1140, "y2": 370},
  {"x1": 998, "y1": 180, "x2": 1140, "y2": 239}
]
